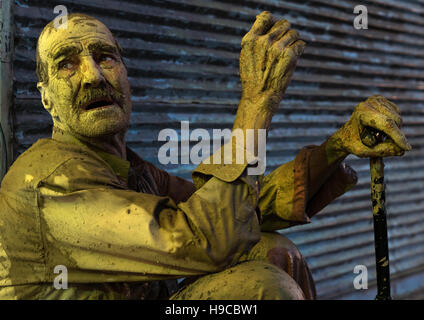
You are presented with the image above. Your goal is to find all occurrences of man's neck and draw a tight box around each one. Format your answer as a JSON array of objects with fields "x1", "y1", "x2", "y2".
[{"x1": 52, "y1": 126, "x2": 127, "y2": 160}]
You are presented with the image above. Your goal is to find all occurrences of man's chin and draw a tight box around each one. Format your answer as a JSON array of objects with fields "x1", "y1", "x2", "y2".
[{"x1": 71, "y1": 120, "x2": 129, "y2": 138}]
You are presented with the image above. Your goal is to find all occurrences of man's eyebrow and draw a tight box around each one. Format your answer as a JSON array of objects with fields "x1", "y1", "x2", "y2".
[
  {"x1": 51, "y1": 45, "x2": 82, "y2": 61},
  {"x1": 88, "y1": 42, "x2": 119, "y2": 54}
]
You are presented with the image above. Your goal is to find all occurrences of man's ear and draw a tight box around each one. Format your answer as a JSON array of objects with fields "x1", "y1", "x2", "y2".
[
  {"x1": 37, "y1": 82, "x2": 62, "y2": 128},
  {"x1": 37, "y1": 82, "x2": 55, "y2": 116},
  {"x1": 37, "y1": 82, "x2": 48, "y2": 107}
]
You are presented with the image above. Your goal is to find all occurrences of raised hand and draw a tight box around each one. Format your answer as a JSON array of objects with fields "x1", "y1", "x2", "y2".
[
  {"x1": 234, "y1": 11, "x2": 305, "y2": 132},
  {"x1": 239, "y1": 11, "x2": 305, "y2": 112}
]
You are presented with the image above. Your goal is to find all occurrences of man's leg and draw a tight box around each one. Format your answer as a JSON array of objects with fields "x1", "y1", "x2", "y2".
[
  {"x1": 172, "y1": 232, "x2": 316, "y2": 300},
  {"x1": 241, "y1": 232, "x2": 316, "y2": 300},
  {"x1": 170, "y1": 260, "x2": 305, "y2": 300}
]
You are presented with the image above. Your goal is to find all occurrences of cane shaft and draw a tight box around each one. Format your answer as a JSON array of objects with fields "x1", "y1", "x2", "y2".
[{"x1": 370, "y1": 157, "x2": 391, "y2": 300}]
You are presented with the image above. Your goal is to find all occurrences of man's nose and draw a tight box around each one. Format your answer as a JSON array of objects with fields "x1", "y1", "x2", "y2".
[{"x1": 81, "y1": 56, "x2": 105, "y2": 89}]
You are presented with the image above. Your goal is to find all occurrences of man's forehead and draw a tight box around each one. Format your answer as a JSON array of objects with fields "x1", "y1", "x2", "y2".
[{"x1": 39, "y1": 18, "x2": 116, "y2": 58}]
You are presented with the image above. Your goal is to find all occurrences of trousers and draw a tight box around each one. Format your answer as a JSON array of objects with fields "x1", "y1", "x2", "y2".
[{"x1": 170, "y1": 232, "x2": 316, "y2": 300}]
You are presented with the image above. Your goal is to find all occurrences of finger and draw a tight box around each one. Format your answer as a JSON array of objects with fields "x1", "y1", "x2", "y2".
[
  {"x1": 249, "y1": 11, "x2": 276, "y2": 36},
  {"x1": 272, "y1": 40, "x2": 305, "y2": 78},
  {"x1": 367, "y1": 95, "x2": 402, "y2": 120},
  {"x1": 354, "y1": 140, "x2": 405, "y2": 158},
  {"x1": 365, "y1": 98, "x2": 402, "y2": 127},
  {"x1": 273, "y1": 29, "x2": 300, "y2": 50},
  {"x1": 359, "y1": 107, "x2": 411, "y2": 151},
  {"x1": 268, "y1": 40, "x2": 305, "y2": 92},
  {"x1": 288, "y1": 39, "x2": 306, "y2": 57},
  {"x1": 267, "y1": 19, "x2": 291, "y2": 42},
  {"x1": 369, "y1": 95, "x2": 401, "y2": 114},
  {"x1": 273, "y1": 39, "x2": 305, "y2": 73}
]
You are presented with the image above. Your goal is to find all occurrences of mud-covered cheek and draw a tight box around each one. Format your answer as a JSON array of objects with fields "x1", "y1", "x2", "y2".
[
  {"x1": 51, "y1": 80, "x2": 73, "y2": 102},
  {"x1": 106, "y1": 64, "x2": 128, "y2": 87},
  {"x1": 48, "y1": 74, "x2": 77, "y2": 118},
  {"x1": 104, "y1": 68, "x2": 123, "y2": 87}
]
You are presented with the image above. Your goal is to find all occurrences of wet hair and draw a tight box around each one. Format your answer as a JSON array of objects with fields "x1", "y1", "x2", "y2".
[{"x1": 35, "y1": 13, "x2": 124, "y2": 84}]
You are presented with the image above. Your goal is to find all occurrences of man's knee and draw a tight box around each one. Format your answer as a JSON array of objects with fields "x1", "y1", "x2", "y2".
[
  {"x1": 170, "y1": 260, "x2": 305, "y2": 300},
  {"x1": 247, "y1": 232, "x2": 304, "y2": 267},
  {"x1": 244, "y1": 232, "x2": 316, "y2": 300}
]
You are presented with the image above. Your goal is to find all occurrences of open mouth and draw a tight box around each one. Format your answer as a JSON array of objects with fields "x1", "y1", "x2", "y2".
[{"x1": 83, "y1": 98, "x2": 115, "y2": 111}]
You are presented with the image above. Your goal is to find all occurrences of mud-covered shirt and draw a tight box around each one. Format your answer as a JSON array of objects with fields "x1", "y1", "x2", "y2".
[{"x1": 0, "y1": 128, "x2": 356, "y2": 299}]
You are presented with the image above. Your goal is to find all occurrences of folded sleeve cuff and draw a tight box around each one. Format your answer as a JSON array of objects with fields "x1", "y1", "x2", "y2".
[
  {"x1": 192, "y1": 142, "x2": 260, "y2": 208},
  {"x1": 192, "y1": 142, "x2": 259, "y2": 188},
  {"x1": 293, "y1": 145, "x2": 358, "y2": 222}
]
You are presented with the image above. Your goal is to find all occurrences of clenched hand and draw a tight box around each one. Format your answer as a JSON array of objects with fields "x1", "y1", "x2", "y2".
[
  {"x1": 240, "y1": 11, "x2": 305, "y2": 112},
  {"x1": 234, "y1": 11, "x2": 305, "y2": 132},
  {"x1": 327, "y1": 95, "x2": 412, "y2": 160}
]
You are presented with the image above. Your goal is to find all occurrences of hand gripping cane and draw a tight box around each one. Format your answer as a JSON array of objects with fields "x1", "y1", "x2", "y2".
[{"x1": 361, "y1": 127, "x2": 392, "y2": 300}]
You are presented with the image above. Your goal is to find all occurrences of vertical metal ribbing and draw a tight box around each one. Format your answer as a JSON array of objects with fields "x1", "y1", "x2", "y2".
[{"x1": 0, "y1": 0, "x2": 14, "y2": 181}]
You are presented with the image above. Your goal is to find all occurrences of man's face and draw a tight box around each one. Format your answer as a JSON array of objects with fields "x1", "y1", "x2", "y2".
[{"x1": 37, "y1": 17, "x2": 132, "y2": 138}]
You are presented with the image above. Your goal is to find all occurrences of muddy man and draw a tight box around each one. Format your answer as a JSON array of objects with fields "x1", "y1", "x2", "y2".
[{"x1": 0, "y1": 11, "x2": 410, "y2": 299}]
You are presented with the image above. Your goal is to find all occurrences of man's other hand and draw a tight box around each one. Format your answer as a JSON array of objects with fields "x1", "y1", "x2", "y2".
[{"x1": 327, "y1": 95, "x2": 412, "y2": 160}]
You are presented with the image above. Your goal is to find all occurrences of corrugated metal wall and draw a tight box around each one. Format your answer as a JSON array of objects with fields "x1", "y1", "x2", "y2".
[{"x1": 11, "y1": 0, "x2": 424, "y2": 299}]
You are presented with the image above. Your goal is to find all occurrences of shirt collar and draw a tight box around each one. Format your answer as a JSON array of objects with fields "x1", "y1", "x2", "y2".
[{"x1": 52, "y1": 127, "x2": 131, "y2": 182}]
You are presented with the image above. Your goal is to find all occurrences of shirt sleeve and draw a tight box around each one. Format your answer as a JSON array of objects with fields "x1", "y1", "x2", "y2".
[
  {"x1": 259, "y1": 144, "x2": 358, "y2": 231},
  {"x1": 37, "y1": 153, "x2": 261, "y2": 284},
  {"x1": 139, "y1": 159, "x2": 197, "y2": 204}
]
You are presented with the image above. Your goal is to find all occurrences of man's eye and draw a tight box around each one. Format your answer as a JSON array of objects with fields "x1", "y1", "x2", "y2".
[
  {"x1": 58, "y1": 61, "x2": 75, "y2": 70},
  {"x1": 98, "y1": 55, "x2": 117, "y2": 65},
  {"x1": 102, "y1": 55, "x2": 114, "y2": 62}
]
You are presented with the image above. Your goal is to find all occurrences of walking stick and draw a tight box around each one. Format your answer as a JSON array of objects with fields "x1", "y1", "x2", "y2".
[{"x1": 361, "y1": 127, "x2": 392, "y2": 300}]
